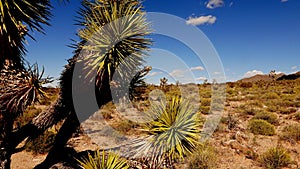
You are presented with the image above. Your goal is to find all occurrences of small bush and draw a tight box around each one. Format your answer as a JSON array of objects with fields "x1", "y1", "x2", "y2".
[
  {"x1": 295, "y1": 112, "x2": 300, "y2": 120},
  {"x1": 281, "y1": 124, "x2": 300, "y2": 142},
  {"x1": 227, "y1": 88, "x2": 236, "y2": 95},
  {"x1": 25, "y1": 131, "x2": 56, "y2": 154},
  {"x1": 221, "y1": 114, "x2": 238, "y2": 130},
  {"x1": 201, "y1": 91, "x2": 212, "y2": 98},
  {"x1": 267, "y1": 105, "x2": 279, "y2": 112},
  {"x1": 248, "y1": 119, "x2": 275, "y2": 136},
  {"x1": 188, "y1": 144, "x2": 217, "y2": 169},
  {"x1": 114, "y1": 120, "x2": 139, "y2": 134},
  {"x1": 14, "y1": 106, "x2": 42, "y2": 128},
  {"x1": 201, "y1": 98, "x2": 211, "y2": 107},
  {"x1": 237, "y1": 104, "x2": 260, "y2": 115},
  {"x1": 200, "y1": 106, "x2": 210, "y2": 114},
  {"x1": 252, "y1": 111, "x2": 278, "y2": 124},
  {"x1": 278, "y1": 107, "x2": 294, "y2": 114},
  {"x1": 263, "y1": 92, "x2": 280, "y2": 100},
  {"x1": 239, "y1": 82, "x2": 253, "y2": 88},
  {"x1": 259, "y1": 146, "x2": 291, "y2": 169}
]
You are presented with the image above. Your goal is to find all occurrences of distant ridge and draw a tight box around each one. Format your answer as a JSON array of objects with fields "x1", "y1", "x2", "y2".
[
  {"x1": 238, "y1": 71, "x2": 300, "y2": 83},
  {"x1": 277, "y1": 71, "x2": 300, "y2": 81},
  {"x1": 238, "y1": 73, "x2": 284, "y2": 83}
]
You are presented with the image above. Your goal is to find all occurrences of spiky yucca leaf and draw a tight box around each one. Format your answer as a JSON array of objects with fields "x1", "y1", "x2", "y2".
[
  {"x1": 77, "y1": 0, "x2": 152, "y2": 86},
  {"x1": 134, "y1": 96, "x2": 201, "y2": 165},
  {"x1": 0, "y1": 0, "x2": 51, "y2": 68},
  {"x1": 77, "y1": 150, "x2": 129, "y2": 169},
  {"x1": 0, "y1": 63, "x2": 53, "y2": 117}
]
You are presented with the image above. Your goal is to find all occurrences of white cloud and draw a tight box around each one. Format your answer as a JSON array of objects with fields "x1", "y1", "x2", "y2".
[
  {"x1": 147, "y1": 71, "x2": 162, "y2": 77},
  {"x1": 196, "y1": 77, "x2": 208, "y2": 81},
  {"x1": 169, "y1": 69, "x2": 186, "y2": 78},
  {"x1": 214, "y1": 71, "x2": 221, "y2": 75},
  {"x1": 190, "y1": 66, "x2": 204, "y2": 71},
  {"x1": 243, "y1": 70, "x2": 264, "y2": 78},
  {"x1": 291, "y1": 66, "x2": 297, "y2": 70},
  {"x1": 229, "y1": 2, "x2": 234, "y2": 7},
  {"x1": 281, "y1": 0, "x2": 288, "y2": 2},
  {"x1": 206, "y1": 0, "x2": 224, "y2": 9},
  {"x1": 186, "y1": 15, "x2": 217, "y2": 26}
]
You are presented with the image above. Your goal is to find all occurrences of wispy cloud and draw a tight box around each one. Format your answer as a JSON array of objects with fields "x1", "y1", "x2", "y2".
[
  {"x1": 206, "y1": 0, "x2": 224, "y2": 9},
  {"x1": 243, "y1": 70, "x2": 264, "y2": 78},
  {"x1": 147, "y1": 71, "x2": 162, "y2": 77},
  {"x1": 291, "y1": 66, "x2": 297, "y2": 70},
  {"x1": 196, "y1": 76, "x2": 208, "y2": 81},
  {"x1": 169, "y1": 69, "x2": 186, "y2": 78},
  {"x1": 190, "y1": 66, "x2": 205, "y2": 71},
  {"x1": 281, "y1": 0, "x2": 288, "y2": 2},
  {"x1": 186, "y1": 15, "x2": 217, "y2": 26}
]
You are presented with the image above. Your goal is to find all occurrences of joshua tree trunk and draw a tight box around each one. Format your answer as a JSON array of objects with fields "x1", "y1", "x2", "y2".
[
  {"x1": 4, "y1": 54, "x2": 112, "y2": 168},
  {"x1": 0, "y1": 116, "x2": 14, "y2": 169}
]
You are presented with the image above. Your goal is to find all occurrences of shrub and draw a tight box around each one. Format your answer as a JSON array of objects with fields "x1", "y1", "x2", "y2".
[
  {"x1": 259, "y1": 146, "x2": 291, "y2": 169},
  {"x1": 248, "y1": 119, "x2": 275, "y2": 136},
  {"x1": 252, "y1": 111, "x2": 278, "y2": 124},
  {"x1": 237, "y1": 104, "x2": 260, "y2": 115},
  {"x1": 200, "y1": 106, "x2": 210, "y2": 114},
  {"x1": 239, "y1": 82, "x2": 253, "y2": 88},
  {"x1": 263, "y1": 92, "x2": 280, "y2": 100},
  {"x1": 201, "y1": 98, "x2": 211, "y2": 107},
  {"x1": 227, "y1": 88, "x2": 236, "y2": 95},
  {"x1": 14, "y1": 106, "x2": 42, "y2": 128},
  {"x1": 279, "y1": 107, "x2": 297, "y2": 114},
  {"x1": 114, "y1": 120, "x2": 139, "y2": 134},
  {"x1": 280, "y1": 124, "x2": 300, "y2": 142},
  {"x1": 77, "y1": 150, "x2": 129, "y2": 169},
  {"x1": 295, "y1": 112, "x2": 300, "y2": 120},
  {"x1": 222, "y1": 114, "x2": 238, "y2": 130},
  {"x1": 25, "y1": 131, "x2": 56, "y2": 154},
  {"x1": 188, "y1": 144, "x2": 217, "y2": 169},
  {"x1": 201, "y1": 91, "x2": 212, "y2": 98}
]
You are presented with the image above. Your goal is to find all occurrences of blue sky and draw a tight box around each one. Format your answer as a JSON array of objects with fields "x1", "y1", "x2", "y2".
[{"x1": 26, "y1": 0, "x2": 300, "y2": 85}]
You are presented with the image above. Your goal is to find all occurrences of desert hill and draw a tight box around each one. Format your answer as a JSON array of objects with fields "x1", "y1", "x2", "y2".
[{"x1": 238, "y1": 71, "x2": 300, "y2": 83}]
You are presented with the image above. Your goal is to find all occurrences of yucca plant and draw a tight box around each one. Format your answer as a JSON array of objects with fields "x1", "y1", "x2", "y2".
[
  {"x1": 0, "y1": 0, "x2": 52, "y2": 69},
  {"x1": 0, "y1": 63, "x2": 53, "y2": 117},
  {"x1": 0, "y1": 63, "x2": 53, "y2": 168},
  {"x1": 24, "y1": 0, "x2": 153, "y2": 168},
  {"x1": 77, "y1": 0, "x2": 152, "y2": 87},
  {"x1": 132, "y1": 96, "x2": 201, "y2": 168},
  {"x1": 77, "y1": 150, "x2": 129, "y2": 169}
]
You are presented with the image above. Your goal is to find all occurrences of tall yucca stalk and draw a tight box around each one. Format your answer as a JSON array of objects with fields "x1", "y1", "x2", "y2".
[
  {"x1": 0, "y1": 0, "x2": 52, "y2": 69},
  {"x1": 133, "y1": 96, "x2": 201, "y2": 168}
]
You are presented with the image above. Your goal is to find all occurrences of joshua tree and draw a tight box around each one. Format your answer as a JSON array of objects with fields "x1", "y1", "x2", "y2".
[
  {"x1": 0, "y1": 63, "x2": 53, "y2": 168},
  {"x1": 160, "y1": 77, "x2": 168, "y2": 89},
  {"x1": 0, "y1": 0, "x2": 151, "y2": 167},
  {"x1": 175, "y1": 80, "x2": 180, "y2": 87},
  {"x1": 0, "y1": 0, "x2": 52, "y2": 70},
  {"x1": 128, "y1": 66, "x2": 152, "y2": 100},
  {"x1": 6, "y1": 0, "x2": 152, "y2": 168},
  {"x1": 0, "y1": 0, "x2": 53, "y2": 167},
  {"x1": 269, "y1": 70, "x2": 276, "y2": 79},
  {"x1": 268, "y1": 70, "x2": 277, "y2": 87}
]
